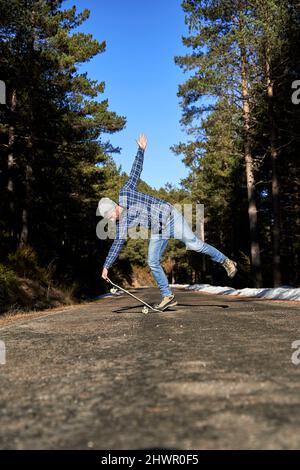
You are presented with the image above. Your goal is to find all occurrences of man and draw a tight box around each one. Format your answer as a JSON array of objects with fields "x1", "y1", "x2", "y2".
[{"x1": 100, "y1": 134, "x2": 237, "y2": 311}]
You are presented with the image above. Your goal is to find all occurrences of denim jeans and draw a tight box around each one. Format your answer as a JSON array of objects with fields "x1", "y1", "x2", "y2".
[{"x1": 147, "y1": 206, "x2": 227, "y2": 297}]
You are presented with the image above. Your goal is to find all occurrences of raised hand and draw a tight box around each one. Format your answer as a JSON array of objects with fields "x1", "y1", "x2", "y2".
[{"x1": 136, "y1": 133, "x2": 148, "y2": 150}]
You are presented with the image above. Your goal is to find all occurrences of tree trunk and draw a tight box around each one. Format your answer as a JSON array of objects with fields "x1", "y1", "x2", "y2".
[
  {"x1": 265, "y1": 49, "x2": 282, "y2": 287},
  {"x1": 7, "y1": 88, "x2": 17, "y2": 243},
  {"x1": 239, "y1": 44, "x2": 263, "y2": 287},
  {"x1": 19, "y1": 137, "x2": 33, "y2": 247}
]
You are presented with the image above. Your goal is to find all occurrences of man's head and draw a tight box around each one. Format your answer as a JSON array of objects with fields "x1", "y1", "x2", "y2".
[{"x1": 98, "y1": 197, "x2": 122, "y2": 220}]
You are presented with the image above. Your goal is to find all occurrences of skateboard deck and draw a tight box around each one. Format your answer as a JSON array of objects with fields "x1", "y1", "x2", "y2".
[{"x1": 106, "y1": 277, "x2": 163, "y2": 314}]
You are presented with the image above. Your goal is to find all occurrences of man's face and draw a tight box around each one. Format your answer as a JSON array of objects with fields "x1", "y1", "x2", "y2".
[{"x1": 107, "y1": 206, "x2": 120, "y2": 221}]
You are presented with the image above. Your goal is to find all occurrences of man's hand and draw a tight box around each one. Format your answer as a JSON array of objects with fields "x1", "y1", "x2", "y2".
[
  {"x1": 136, "y1": 133, "x2": 148, "y2": 150},
  {"x1": 101, "y1": 267, "x2": 108, "y2": 280}
]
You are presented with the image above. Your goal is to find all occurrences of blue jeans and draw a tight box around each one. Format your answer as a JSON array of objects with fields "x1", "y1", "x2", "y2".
[{"x1": 147, "y1": 206, "x2": 227, "y2": 297}]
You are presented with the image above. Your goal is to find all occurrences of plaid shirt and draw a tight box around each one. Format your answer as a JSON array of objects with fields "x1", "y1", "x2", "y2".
[{"x1": 103, "y1": 147, "x2": 172, "y2": 269}]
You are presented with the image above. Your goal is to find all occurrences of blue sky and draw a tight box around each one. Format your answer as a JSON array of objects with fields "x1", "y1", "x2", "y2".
[{"x1": 64, "y1": 0, "x2": 191, "y2": 188}]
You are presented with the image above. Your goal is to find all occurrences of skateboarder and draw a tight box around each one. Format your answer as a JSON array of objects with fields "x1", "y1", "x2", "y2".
[{"x1": 100, "y1": 134, "x2": 237, "y2": 311}]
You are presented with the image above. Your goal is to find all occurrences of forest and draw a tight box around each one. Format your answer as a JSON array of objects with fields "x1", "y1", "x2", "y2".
[{"x1": 0, "y1": 0, "x2": 299, "y2": 314}]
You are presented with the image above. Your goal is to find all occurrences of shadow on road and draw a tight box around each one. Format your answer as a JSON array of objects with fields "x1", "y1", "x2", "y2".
[{"x1": 112, "y1": 303, "x2": 229, "y2": 313}]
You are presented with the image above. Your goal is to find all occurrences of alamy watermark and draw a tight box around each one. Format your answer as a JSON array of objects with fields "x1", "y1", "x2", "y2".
[
  {"x1": 291, "y1": 80, "x2": 300, "y2": 105},
  {"x1": 96, "y1": 201, "x2": 205, "y2": 250},
  {"x1": 0, "y1": 340, "x2": 6, "y2": 365},
  {"x1": 291, "y1": 340, "x2": 300, "y2": 366},
  {"x1": 0, "y1": 80, "x2": 6, "y2": 105}
]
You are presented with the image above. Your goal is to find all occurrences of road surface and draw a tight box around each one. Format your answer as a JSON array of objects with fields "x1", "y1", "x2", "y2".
[{"x1": 0, "y1": 287, "x2": 300, "y2": 449}]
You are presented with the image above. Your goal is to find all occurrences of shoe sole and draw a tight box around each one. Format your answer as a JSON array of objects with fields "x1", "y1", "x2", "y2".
[
  {"x1": 228, "y1": 262, "x2": 238, "y2": 278},
  {"x1": 155, "y1": 300, "x2": 178, "y2": 311},
  {"x1": 161, "y1": 300, "x2": 178, "y2": 311}
]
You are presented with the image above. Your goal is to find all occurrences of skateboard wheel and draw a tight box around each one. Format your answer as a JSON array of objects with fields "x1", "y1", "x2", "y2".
[
  {"x1": 110, "y1": 287, "x2": 118, "y2": 294},
  {"x1": 142, "y1": 306, "x2": 149, "y2": 314}
]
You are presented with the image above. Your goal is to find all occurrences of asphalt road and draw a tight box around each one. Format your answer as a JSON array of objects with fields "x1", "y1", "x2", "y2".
[{"x1": 0, "y1": 287, "x2": 300, "y2": 450}]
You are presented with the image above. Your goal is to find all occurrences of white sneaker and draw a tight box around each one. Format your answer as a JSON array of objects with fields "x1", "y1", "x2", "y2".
[
  {"x1": 154, "y1": 295, "x2": 178, "y2": 311},
  {"x1": 221, "y1": 258, "x2": 238, "y2": 278}
]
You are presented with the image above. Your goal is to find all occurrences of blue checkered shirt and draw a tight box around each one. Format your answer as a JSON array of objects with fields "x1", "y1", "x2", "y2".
[{"x1": 103, "y1": 148, "x2": 172, "y2": 269}]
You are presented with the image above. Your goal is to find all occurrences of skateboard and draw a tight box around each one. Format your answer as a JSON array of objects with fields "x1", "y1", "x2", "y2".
[{"x1": 106, "y1": 277, "x2": 163, "y2": 314}]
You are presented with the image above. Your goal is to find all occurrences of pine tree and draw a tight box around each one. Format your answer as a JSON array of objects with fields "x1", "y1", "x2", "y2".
[
  {"x1": 251, "y1": 0, "x2": 300, "y2": 285},
  {"x1": 0, "y1": 0, "x2": 126, "y2": 295},
  {"x1": 174, "y1": 0, "x2": 264, "y2": 285},
  {"x1": 174, "y1": 0, "x2": 300, "y2": 287}
]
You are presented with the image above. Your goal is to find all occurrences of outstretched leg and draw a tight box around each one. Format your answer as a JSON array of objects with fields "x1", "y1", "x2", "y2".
[{"x1": 170, "y1": 207, "x2": 237, "y2": 277}]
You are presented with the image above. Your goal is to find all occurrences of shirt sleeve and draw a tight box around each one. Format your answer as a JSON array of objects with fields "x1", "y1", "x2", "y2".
[
  {"x1": 103, "y1": 218, "x2": 127, "y2": 269},
  {"x1": 103, "y1": 238, "x2": 125, "y2": 269},
  {"x1": 125, "y1": 147, "x2": 145, "y2": 189}
]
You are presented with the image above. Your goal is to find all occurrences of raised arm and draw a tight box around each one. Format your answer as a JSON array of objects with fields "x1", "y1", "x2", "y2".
[{"x1": 126, "y1": 133, "x2": 148, "y2": 189}]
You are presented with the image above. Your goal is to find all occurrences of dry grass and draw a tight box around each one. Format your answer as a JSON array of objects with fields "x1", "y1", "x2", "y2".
[
  {"x1": 0, "y1": 273, "x2": 80, "y2": 326},
  {"x1": 0, "y1": 298, "x2": 94, "y2": 328}
]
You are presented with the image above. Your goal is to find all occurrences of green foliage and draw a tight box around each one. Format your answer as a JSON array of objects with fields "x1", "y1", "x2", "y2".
[
  {"x1": 173, "y1": 0, "x2": 300, "y2": 286},
  {"x1": 7, "y1": 246, "x2": 48, "y2": 284},
  {"x1": 1, "y1": 0, "x2": 299, "y2": 309},
  {"x1": 0, "y1": 264, "x2": 17, "y2": 285},
  {"x1": 0, "y1": 0, "x2": 126, "y2": 300},
  {"x1": 0, "y1": 264, "x2": 19, "y2": 306}
]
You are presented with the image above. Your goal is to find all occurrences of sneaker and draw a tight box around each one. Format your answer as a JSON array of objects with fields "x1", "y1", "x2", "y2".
[
  {"x1": 221, "y1": 258, "x2": 238, "y2": 278},
  {"x1": 154, "y1": 295, "x2": 178, "y2": 311}
]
